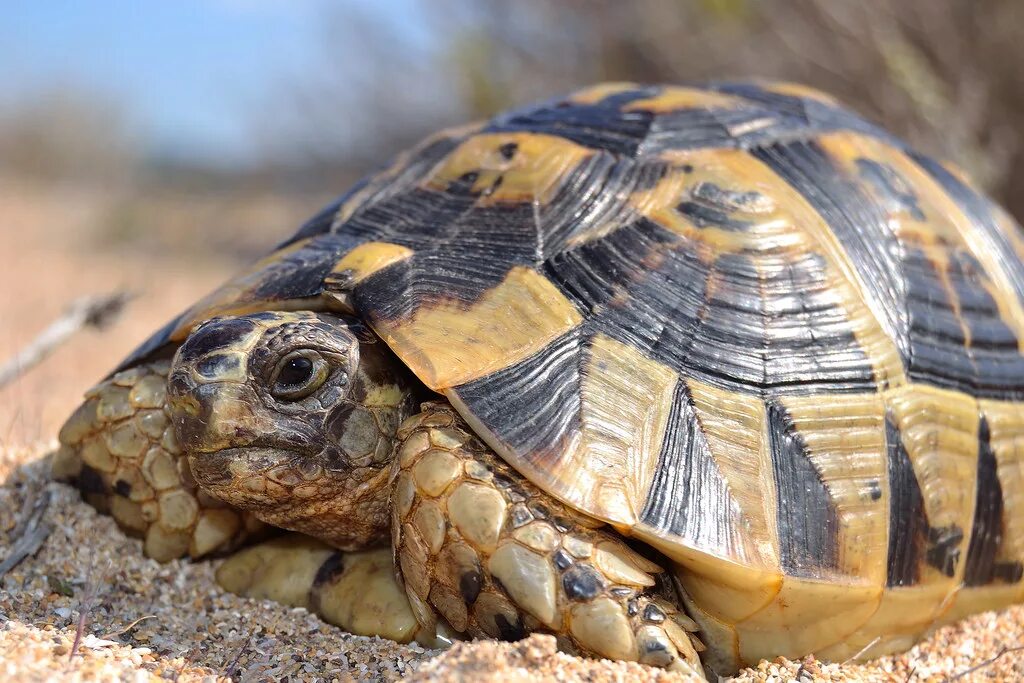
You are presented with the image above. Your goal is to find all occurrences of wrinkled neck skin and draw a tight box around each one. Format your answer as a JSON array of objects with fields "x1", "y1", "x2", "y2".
[{"x1": 168, "y1": 311, "x2": 424, "y2": 550}]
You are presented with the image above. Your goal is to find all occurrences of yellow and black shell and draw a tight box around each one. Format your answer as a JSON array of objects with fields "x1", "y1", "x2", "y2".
[{"x1": 122, "y1": 82, "x2": 1024, "y2": 669}]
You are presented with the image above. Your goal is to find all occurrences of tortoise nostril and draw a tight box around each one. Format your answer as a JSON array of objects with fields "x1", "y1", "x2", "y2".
[
  {"x1": 166, "y1": 371, "x2": 197, "y2": 413},
  {"x1": 172, "y1": 393, "x2": 201, "y2": 418},
  {"x1": 165, "y1": 370, "x2": 213, "y2": 450}
]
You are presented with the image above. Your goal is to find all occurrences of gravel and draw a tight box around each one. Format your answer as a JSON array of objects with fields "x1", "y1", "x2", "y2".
[{"x1": 1, "y1": 442, "x2": 1022, "y2": 682}]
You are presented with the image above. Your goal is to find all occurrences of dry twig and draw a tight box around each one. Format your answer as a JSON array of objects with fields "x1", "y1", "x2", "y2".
[
  {"x1": 99, "y1": 615, "x2": 156, "y2": 641},
  {"x1": 68, "y1": 558, "x2": 113, "y2": 661},
  {"x1": 0, "y1": 291, "x2": 133, "y2": 389},
  {"x1": 840, "y1": 635, "x2": 881, "y2": 666},
  {"x1": 943, "y1": 645, "x2": 1024, "y2": 682},
  {"x1": 223, "y1": 628, "x2": 257, "y2": 680}
]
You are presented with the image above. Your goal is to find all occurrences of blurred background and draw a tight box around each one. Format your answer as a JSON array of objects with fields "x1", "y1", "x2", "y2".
[{"x1": 2, "y1": 0, "x2": 1023, "y2": 443}]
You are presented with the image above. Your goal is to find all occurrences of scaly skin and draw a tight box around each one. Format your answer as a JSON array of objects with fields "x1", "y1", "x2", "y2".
[
  {"x1": 392, "y1": 402, "x2": 704, "y2": 675},
  {"x1": 54, "y1": 360, "x2": 264, "y2": 560},
  {"x1": 215, "y1": 535, "x2": 431, "y2": 644}
]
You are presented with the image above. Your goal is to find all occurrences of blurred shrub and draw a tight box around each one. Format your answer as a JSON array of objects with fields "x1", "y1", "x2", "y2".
[
  {"x1": 278, "y1": 0, "x2": 1023, "y2": 221},
  {"x1": 446, "y1": 0, "x2": 1024, "y2": 219},
  {"x1": 0, "y1": 86, "x2": 138, "y2": 184},
  {"x1": 4, "y1": 1, "x2": 1021, "y2": 231}
]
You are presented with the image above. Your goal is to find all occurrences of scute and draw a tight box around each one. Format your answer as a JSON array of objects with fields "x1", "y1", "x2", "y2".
[{"x1": 120, "y1": 82, "x2": 1024, "y2": 667}]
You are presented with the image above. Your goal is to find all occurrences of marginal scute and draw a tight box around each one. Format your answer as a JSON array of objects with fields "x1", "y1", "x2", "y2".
[
  {"x1": 377, "y1": 266, "x2": 584, "y2": 390},
  {"x1": 330, "y1": 241, "x2": 414, "y2": 286},
  {"x1": 550, "y1": 333, "x2": 679, "y2": 527}
]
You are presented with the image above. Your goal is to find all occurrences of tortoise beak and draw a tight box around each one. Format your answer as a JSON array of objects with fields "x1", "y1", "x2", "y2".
[{"x1": 167, "y1": 369, "x2": 261, "y2": 454}]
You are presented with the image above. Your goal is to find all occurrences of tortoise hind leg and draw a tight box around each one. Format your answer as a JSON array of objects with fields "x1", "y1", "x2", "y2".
[
  {"x1": 216, "y1": 533, "x2": 440, "y2": 645},
  {"x1": 392, "y1": 402, "x2": 706, "y2": 676},
  {"x1": 54, "y1": 359, "x2": 261, "y2": 560}
]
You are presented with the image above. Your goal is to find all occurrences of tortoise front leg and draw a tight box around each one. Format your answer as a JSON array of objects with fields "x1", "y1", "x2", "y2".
[
  {"x1": 54, "y1": 360, "x2": 262, "y2": 560},
  {"x1": 55, "y1": 364, "x2": 434, "y2": 644},
  {"x1": 392, "y1": 402, "x2": 706, "y2": 675}
]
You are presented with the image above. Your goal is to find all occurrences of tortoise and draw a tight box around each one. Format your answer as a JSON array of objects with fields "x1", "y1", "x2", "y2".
[{"x1": 54, "y1": 81, "x2": 1024, "y2": 677}]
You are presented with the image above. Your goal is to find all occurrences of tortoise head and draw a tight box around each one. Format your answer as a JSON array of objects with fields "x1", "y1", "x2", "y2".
[{"x1": 167, "y1": 310, "x2": 422, "y2": 549}]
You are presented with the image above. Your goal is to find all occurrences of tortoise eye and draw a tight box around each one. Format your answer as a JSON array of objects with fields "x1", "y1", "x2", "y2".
[{"x1": 272, "y1": 351, "x2": 330, "y2": 400}]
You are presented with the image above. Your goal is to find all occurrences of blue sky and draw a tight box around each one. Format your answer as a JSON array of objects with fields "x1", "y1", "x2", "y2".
[{"x1": 1, "y1": 0, "x2": 432, "y2": 165}]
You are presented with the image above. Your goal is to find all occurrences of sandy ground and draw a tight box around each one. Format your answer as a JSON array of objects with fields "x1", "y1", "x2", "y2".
[{"x1": 3, "y1": 179, "x2": 1024, "y2": 681}]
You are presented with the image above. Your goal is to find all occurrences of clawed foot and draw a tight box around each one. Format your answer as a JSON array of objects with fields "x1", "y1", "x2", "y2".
[
  {"x1": 392, "y1": 403, "x2": 707, "y2": 676},
  {"x1": 216, "y1": 534, "x2": 443, "y2": 645}
]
